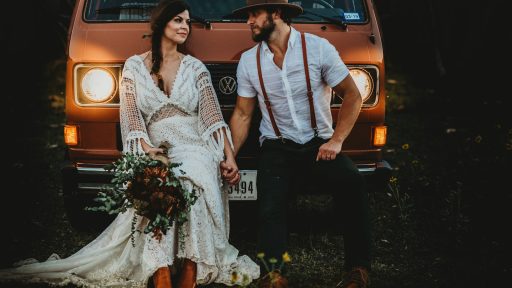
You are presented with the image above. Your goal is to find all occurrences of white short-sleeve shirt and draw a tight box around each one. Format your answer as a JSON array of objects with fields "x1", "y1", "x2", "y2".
[{"x1": 237, "y1": 27, "x2": 349, "y2": 145}]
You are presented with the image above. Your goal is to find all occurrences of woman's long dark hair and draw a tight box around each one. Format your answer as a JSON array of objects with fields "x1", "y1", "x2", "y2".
[{"x1": 150, "y1": 0, "x2": 191, "y2": 75}]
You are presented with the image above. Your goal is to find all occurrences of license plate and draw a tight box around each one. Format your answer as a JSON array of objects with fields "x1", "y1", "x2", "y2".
[{"x1": 227, "y1": 170, "x2": 257, "y2": 200}]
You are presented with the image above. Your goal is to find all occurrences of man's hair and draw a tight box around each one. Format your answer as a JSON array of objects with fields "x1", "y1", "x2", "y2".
[{"x1": 265, "y1": 7, "x2": 293, "y2": 25}]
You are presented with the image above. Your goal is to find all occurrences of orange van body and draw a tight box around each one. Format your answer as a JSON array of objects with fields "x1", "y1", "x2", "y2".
[{"x1": 63, "y1": 0, "x2": 391, "y2": 227}]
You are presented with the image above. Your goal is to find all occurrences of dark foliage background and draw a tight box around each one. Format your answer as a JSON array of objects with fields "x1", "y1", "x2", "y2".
[
  {"x1": 374, "y1": 0, "x2": 511, "y2": 286},
  {"x1": 1, "y1": 0, "x2": 510, "y2": 287}
]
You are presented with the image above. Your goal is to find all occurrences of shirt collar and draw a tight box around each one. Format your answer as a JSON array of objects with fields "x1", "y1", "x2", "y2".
[{"x1": 261, "y1": 26, "x2": 299, "y2": 53}]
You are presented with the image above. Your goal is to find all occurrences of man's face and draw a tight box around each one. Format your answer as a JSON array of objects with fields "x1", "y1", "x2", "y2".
[{"x1": 246, "y1": 9, "x2": 275, "y2": 42}]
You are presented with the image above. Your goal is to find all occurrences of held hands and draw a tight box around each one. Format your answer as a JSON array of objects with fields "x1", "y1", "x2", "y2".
[
  {"x1": 220, "y1": 155, "x2": 241, "y2": 186},
  {"x1": 316, "y1": 139, "x2": 343, "y2": 161}
]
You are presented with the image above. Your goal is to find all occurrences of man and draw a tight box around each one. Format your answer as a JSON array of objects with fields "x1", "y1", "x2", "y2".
[{"x1": 224, "y1": 1, "x2": 371, "y2": 287}]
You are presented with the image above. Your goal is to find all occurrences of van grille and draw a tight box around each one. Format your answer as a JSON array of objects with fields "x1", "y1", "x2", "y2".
[{"x1": 204, "y1": 63, "x2": 238, "y2": 106}]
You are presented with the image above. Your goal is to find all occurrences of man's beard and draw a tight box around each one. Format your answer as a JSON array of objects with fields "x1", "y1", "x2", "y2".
[{"x1": 252, "y1": 16, "x2": 275, "y2": 42}]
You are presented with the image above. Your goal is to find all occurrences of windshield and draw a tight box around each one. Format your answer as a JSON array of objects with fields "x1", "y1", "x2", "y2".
[{"x1": 84, "y1": 0, "x2": 367, "y2": 24}]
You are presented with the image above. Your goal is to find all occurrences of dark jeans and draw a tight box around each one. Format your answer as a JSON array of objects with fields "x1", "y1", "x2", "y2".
[{"x1": 257, "y1": 137, "x2": 371, "y2": 272}]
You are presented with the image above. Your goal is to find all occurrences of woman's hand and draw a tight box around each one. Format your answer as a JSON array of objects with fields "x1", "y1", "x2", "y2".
[
  {"x1": 220, "y1": 155, "x2": 240, "y2": 186},
  {"x1": 146, "y1": 146, "x2": 165, "y2": 157},
  {"x1": 141, "y1": 139, "x2": 165, "y2": 159}
]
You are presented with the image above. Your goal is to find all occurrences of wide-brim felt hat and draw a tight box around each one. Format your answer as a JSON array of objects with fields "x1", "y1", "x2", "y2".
[{"x1": 232, "y1": 0, "x2": 303, "y2": 19}]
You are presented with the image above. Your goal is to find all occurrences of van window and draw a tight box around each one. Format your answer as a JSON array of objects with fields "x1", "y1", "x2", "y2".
[{"x1": 84, "y1": 0, "x2": 367, "y2": 24}]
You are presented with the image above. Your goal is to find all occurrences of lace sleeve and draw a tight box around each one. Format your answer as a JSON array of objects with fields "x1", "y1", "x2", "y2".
[
  {"x1": 196, "y1": 65, "x2": 234, "y2": 162},
  {"x1": 119, "y1": 65, "x2": 153, "y2": 154}
]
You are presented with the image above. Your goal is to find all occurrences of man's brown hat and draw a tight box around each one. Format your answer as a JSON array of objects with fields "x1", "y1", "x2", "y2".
[{"x1": 232, "y1": 0, "x2": 303, "y2": 19}]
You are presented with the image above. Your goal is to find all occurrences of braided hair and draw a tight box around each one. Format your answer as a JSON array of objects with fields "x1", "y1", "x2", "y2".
[{"x1": 149, "y1": 0, "x2": 191, "y2": 76}]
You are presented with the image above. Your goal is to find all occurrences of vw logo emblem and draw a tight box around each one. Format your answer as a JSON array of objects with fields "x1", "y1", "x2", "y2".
[{"x1": 219, "y1": 76, "x2": 237, "y2": 95}]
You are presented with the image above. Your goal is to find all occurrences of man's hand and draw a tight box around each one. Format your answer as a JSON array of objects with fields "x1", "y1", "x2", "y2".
[
  {"x1": 316, "y1": 139, "x2": 343, "y2": 161},
  {"x1": 220, "y1": 156, "x2": 241, "y2": 185}
]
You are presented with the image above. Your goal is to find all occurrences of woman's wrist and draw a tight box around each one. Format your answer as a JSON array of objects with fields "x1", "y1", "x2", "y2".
[{"x1": 140, "y1": 139, "x2": 153, "y2": 153}]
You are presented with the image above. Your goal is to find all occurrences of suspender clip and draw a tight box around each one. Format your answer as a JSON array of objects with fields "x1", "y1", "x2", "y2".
[{"x1": 313, "y1": 127, "x2": 319, "y2": 137}]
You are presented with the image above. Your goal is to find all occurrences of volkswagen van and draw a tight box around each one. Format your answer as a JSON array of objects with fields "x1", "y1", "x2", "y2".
[{"x1": 62, "y1": 0, "x2": 391, "y2": 228}]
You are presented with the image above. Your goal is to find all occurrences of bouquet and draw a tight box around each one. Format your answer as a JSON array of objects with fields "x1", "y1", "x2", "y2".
[{"x1": 86, "y1": 144, "x2": 198, "y2": 245}]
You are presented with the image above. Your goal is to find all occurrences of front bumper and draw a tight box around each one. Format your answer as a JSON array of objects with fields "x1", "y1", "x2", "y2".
[{"x1": 62, "y1": 159, "x2": 393, "y2": 198}]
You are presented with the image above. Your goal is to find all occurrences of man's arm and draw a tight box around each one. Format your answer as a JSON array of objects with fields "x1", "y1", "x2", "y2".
[
  {"x1": 316, "y1": 75, "x2": 362, "y2": 161},
  {"x1": 331, "y1": 75, "x2": 362, "y2": 144},
  {"x1": 229, "y1": 96, "x2": 257, "y2": 156}
]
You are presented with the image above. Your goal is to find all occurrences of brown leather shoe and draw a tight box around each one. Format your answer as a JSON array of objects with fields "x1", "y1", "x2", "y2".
[
  {"x1": 176, "y1": 258, "x2": 197, "y2": 288},
  {"x1": 257, "y1": 270, "x2": 288, "y2": 288},
  {"x1": 153, "y1": 266, "x2": 172, "y2": 288},
  {"x1": 336, "y1": 267, "x2": 369, "y2": 288}
]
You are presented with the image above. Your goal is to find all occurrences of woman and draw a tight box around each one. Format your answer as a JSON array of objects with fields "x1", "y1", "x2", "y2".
[{"x1": 0, "y1": 1, "x2": 259, "y2": 287}]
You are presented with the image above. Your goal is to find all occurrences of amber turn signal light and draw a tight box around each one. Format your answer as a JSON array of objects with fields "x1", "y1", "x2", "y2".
[
  {"x1": 373, "y1": 126, "x2": 387, "y2": 147},
  {"x1": 64, "y1": 125, "x2": 79, "y2": 146}
]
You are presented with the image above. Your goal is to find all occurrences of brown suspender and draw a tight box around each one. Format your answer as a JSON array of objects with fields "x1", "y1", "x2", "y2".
[
  {"x1": 300, "y1": 32, "x2": 318, "y2": 136},
  {"x1": 256, "y1": 41, "x2": 282, "y2": 140},
  {"x1": 256, "y1": 32, "x2": 318, "y2": 141}
]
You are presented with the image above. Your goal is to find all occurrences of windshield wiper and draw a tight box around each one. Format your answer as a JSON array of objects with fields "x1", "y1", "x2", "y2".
[
  {"x1": 190, "y1": 14, "x2": 211, "y2": 29},
  {"x1": 298, "y1": 10, "x2": 347, "y2": 29}
]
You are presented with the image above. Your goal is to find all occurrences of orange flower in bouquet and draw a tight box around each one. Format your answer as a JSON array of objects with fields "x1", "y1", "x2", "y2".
[{"x1": 86, "y1": 144, "x2": 198, "y2": 245}]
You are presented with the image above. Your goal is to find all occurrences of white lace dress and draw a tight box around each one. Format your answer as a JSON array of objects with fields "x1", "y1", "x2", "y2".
[{"x1": 0, "y1": 54, "x2": 260, "y2": 287}]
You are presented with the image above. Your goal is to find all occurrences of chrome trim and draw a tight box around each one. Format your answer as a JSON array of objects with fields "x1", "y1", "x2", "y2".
[
  {"x1": 76, "y1": 166, "x2": 113, "y2": 175},
  {"x1": 78, "y1": 183, "x2": 113, "y2": 190},
  {"x1": 73, "y1": 63, "x2": 122, "y2": 107},
  {"x1": 358, "y1": 166, "x2": 376, "y2": 173},
  {"x1": 376, "y1": 159, "x2": 392, "y2": 171},
  {"x1": 356, "y1": 160, "x2": 392, "y2": 174}
]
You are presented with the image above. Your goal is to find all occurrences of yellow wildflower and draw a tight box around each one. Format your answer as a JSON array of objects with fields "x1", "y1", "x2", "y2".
[{"x1": 282, "y1": 252, "x2": 291, "y2": 263}]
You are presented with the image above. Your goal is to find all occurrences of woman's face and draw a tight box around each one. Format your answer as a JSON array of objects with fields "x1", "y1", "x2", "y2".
[{"x1": 163, "y1": 10, "x2": 190, "y2": 44}]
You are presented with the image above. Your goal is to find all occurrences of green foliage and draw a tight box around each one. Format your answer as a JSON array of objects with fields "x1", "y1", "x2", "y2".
[{"x1": 86, "y1": 152, "x2": 198, "y2": 246}]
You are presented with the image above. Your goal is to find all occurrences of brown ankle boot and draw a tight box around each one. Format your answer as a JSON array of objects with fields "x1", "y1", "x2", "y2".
[
  {"x1": 336, "y1": 266, "x2": 369, "y2": 288},
  {"x1": 257, "y1": 270, "x2": 288, "y2": 288},
  {"x1": 153, "y1": 266, "x2": 172, "y2": 288},
  {"x1": 177, "y1": 258, "x2": 197, "y2": 288}
]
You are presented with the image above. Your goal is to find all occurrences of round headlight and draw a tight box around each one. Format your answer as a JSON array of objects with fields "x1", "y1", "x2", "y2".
[
  {"x1": 81, "y1": 68, "x2": 116, "y2": 102},
  {"x1": 349, "y1": 68, "x2": 373, "y2": 102}
]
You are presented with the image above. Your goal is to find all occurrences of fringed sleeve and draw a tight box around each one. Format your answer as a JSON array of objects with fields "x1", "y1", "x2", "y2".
[
  {"x1": 196, "y1": 65, "x2": 234, "y2": 162},
  {"x1": 119, "y1": 62, "x2": 154, "y2": 154}
]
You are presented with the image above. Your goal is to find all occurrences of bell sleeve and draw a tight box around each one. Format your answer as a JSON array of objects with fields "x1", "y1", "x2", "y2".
[
  {"x1": 196, "y1": 64, "x2": 234, "y2": 162},
  {"x1": 119, "y1": 63, "x2": 154, "y2": 154}
]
